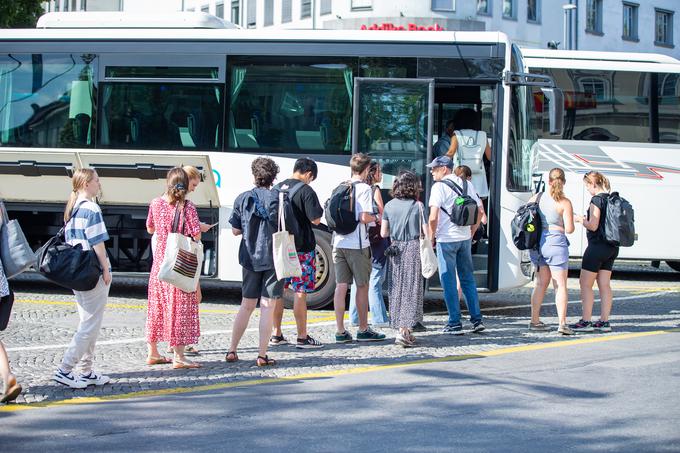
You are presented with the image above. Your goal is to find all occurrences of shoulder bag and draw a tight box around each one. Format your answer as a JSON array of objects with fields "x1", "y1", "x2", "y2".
[
  {"x1": 0, "y1": 201, "x2": 36, "y2": 278},
  {"x1": 0, "y1": 288, "x2": 14, "y2": 331},
  {"x1": 272, "y1": 192, "x2": 302, "y2": 280},
  {"x1": 35, "y1": 201, "x2": 102, "y2": 291},
  {"x1": 419, "y1": 202, "x2": 438, "y2": 279},
  {"x1": 158, "y1": 202, "x2": 204, "y2": 293}
]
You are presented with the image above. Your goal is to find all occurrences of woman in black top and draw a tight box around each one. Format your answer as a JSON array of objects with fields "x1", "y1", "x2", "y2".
[{"x1": 572, "y1": 171, "x2": 618, "y2": 333}]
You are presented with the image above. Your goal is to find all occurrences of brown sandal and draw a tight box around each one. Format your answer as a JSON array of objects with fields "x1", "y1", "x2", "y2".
[
  {"x1": 146, "y1": 356, "x2": 172, "y2": 365},
  {"x1": 225, "y1": 351, "x2": 239, "y2": 363},
  {"x1": 173, "y1": 359, "x2": 202, "y2": 369},
  {"x1": 1, "y1": 376, "x2": 22, "y2": 404},
  {"x1": 256, "y1": 355, "x2": 276, "y2": 367}
]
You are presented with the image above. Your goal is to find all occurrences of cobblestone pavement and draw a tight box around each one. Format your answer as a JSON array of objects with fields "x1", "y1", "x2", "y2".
[{"x1": 1, "y1": 262, "x2": 678, "y2": 407}]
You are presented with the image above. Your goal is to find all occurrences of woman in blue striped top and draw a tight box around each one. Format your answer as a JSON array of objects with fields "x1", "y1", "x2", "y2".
[{"x1": 52, "y1": 169, "x2": 112, "y2": 390}]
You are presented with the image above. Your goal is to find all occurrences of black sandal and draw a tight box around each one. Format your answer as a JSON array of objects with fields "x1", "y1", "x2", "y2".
[
  {"x1": 256, "y1": 355, "x2": 276, "y2": 367},
  {"x1": 225, "y1": 351, "x2": 239, "y2": 363}
]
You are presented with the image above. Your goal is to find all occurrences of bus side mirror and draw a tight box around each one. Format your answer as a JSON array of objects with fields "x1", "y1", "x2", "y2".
[{"x1": 541, "y1": 87, "x2": 564, "y2": 136}]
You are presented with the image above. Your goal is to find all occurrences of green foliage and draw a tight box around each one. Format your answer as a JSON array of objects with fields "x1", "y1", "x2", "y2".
[{"x1": 0, "y1": 0, "x2": 45, "y2": 29}]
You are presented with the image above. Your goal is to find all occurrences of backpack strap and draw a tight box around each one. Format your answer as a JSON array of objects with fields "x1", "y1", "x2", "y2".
[{"x1": 285, "y1": 180, "x2": 306, "y2": 200}]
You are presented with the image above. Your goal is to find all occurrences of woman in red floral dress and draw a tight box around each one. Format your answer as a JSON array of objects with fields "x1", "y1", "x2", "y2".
[{"x1": 146, "y1": 167, "x2": 202, "y2": 369}]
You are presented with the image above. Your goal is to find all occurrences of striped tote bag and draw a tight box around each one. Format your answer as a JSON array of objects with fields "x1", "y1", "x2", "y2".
[{"x1": 158, "y1": 204, "x2": 203, "y2": 293}]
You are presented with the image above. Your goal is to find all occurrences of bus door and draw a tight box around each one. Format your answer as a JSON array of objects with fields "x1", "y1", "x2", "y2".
[
  {"x1": 78, "y1": 151, "x2": 220, "y2": 275},
  {"x1": 351, "y1": 77, "x2": 435, "y2": 203}
]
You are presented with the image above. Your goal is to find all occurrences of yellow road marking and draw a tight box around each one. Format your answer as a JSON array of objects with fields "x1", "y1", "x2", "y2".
[{"x1": 1, "y1": 328, "x2": 675, "y2": 413}]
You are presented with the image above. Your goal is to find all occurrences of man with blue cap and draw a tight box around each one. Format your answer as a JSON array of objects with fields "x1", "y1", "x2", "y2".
[{"x1": 426, "y1": 156, "x2": 485, "y2": 335}]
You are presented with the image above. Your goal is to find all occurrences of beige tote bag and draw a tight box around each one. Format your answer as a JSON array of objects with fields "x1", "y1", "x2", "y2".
[
  {"x1": 272, "y1": 192, "x2": 302, "y2": 280},
  {"x1": 419, "y1": 202, "x2": 438, "y2": 279},
  {"x1": 158, "y1": 203, "x2": 203, "y2": 293}
]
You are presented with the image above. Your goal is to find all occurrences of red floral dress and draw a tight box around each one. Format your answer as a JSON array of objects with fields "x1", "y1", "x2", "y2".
[{"x1": 146, "y1": 197, "x2": 201, "y2": 346}]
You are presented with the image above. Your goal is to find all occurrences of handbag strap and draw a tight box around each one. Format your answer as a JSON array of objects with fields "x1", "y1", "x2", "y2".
[
  {"x1": 0, "y1": 200, "x2": 8, "y2": 225},
  {"x1": 59, "y1": 200, "x2": 89, "y2": 237},
  {"x1": 418, "y1": 202, "x2": 428, "y2": 240},
  {"x1": 171, "y1": 202, "x2": 186, "y2": 235},
  {"x1": 277, "y1": 192, "x2": 285, "y2": 233}
]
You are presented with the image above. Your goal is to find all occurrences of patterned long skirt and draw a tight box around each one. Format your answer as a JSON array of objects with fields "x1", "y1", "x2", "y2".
[{"x1": 387, "y1": 239, "x2": 424, "y2": 329}]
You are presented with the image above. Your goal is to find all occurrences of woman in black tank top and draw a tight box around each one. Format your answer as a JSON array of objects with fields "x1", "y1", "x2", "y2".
[{"x1": 572, "y1": 171, "x2": 618, "y2": 333}]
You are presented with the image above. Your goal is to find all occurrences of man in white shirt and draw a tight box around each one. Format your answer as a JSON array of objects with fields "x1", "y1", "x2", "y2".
[
  {"x1": 427, "y1": 156, "x2": 486, "y2": 335},
  {"x1": 333, "y1": 153, "x2": 386, "y2": 344}
]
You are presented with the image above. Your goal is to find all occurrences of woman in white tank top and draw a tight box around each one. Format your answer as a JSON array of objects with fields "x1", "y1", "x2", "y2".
[{"x1": 446, "y1": 109, "x2": 491, "y2": 199}]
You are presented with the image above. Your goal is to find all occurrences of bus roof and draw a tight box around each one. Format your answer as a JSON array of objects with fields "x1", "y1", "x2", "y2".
[
  {"x1": 521, "y1": 48, "x2": 680, "y2": 73},
  {"x1": 0, "y1": 26, "x2": 508, "y2": 46},
  {"x1": 36, "y1": 12, "x2": 238, "y2": 29}
]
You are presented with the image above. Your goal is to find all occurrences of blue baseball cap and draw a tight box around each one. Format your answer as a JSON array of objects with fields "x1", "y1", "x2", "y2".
[{"x1": 426, "y1": 156, "x2": 454, "y2": 169}]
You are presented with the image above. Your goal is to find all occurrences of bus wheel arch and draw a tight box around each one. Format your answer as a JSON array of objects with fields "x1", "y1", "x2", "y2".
[{"x1": 666, "y1": 261, "x2": 680, "y2": 273}]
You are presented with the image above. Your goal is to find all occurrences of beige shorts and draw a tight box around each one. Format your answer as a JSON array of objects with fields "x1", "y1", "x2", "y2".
[{"x1": 333, "y1": 247, "x2": 372, "y2": 286}]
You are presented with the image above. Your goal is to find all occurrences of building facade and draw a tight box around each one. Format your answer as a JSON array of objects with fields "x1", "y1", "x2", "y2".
[{"x1": 43, "y1": 0, "x2": 679, "y2": 58}]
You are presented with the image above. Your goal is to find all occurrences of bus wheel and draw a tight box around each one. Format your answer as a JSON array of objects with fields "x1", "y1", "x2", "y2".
[
  {"x1": 282, "y1": 229, "x2": 335, "y2": 310},
  {"x1": 666, "y1": 261, "x2": 680, "y2": 273}
]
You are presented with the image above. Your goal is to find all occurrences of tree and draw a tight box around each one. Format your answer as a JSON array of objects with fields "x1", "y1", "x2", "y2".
[{"x1": 0, "y1": 0, "x2": 45, "y2": 29}]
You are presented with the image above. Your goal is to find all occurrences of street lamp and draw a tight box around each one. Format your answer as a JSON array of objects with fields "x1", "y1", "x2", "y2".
[{"x1": 562, "y1": 4, "x2": 577, "y2": 50}]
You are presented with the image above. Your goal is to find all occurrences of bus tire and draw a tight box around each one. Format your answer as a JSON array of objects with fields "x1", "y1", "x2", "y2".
[
  {"x1": 282, "y1": 228, "x2": 335, "y2": 310},
  {"x1": 666, "y1": 261, "x2": 680, "y2": 273}
]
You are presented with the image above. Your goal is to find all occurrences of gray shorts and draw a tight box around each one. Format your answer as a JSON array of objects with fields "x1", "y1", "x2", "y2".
[
  {"x1": 333, "y1": 247, "x2": 372, "y2": 286},
  {"x1": 530, "y1": 231, "x2": 570, "y2": 271},
  {"x1": 242, "y1": 268, "x2": 283, "y2": 299}
]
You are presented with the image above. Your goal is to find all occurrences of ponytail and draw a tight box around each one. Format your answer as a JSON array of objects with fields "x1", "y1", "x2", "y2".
[
  {"x1": 548, "y1": 167, "x2": 566, "y2": 201},
  {"x1": 64, "y1": 168, "x2": 97, "y2": 222}
]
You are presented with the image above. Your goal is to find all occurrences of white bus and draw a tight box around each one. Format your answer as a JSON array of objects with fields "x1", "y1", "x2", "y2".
[
  {"x1": 523, "y1": 48, "x2": 680, "y2": 272},
  {"x1": 0, "y1": 14, "x2": 564, "y2": 307}
]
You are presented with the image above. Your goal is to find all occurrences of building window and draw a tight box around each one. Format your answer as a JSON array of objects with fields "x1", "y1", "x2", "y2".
[
  {"x1": 477, "y1": 0, "x2": 490, "y2": 15},
  {"x1": 586, "y1": 0, "x2": 603, "y2": 34},
  {"x1": 264, "y1": 0, "x2": 274, "y2": 25},
  {"x1": 655, "y1": 9, "x2": 674, "y2": 47},
  {"x1": 527, "y1": 0, "x2": 540, "y2": 23},
  {"x1": 503, "y1": 0, "x2": 516, "y2": 19},
  {"x1": 622, "y1": 2, "x2": 638, "y2": 41},
  {"x1": 320, "y1": 0, "x2": 332, "y2": 15},
  {"x1": 282, "y1": 0, "x2": 292, "y2": 23},
  {"x1": 231, "y1": 0, "x2": 240, "y2": 25},
  {"x1": 432, "y1": 0, "x2": 455, "y2": 11},
  {"x1": 301, "y1": 0, "x2": 311, "y2": 18},
  {"x1": 579, "y1": 77, "x2": 609, "y2": 102},
  {"x1": 80, "y1": 0, "x2": 87, "y2": 11},
  {"x1": 201, "y1": 5, "x2": 209, "y2": 13},
  {"x1": 216, "y1": 2, "x2": 224, "y2": 18},
  {"x1": 247, "y1": 0, "x2": 256, "y2": 28},
  {"x1": 351, "y1": 0, "x2": 372, "y2": 11}
]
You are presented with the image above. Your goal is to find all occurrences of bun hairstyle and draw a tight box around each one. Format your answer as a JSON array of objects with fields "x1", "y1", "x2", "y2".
[
  {"x1": 549, "y1": 167, "x2": 567, "y2": 201},
  {"x1": 583, "y1": 171, "x2": 611, "y2": 192},
  {"x1": 64, "y1": 168, "x2": 97, "y2": 222},
  {"x1": 166, "y1": 167, "x2": 189, "y2": 205},
  {"x1": 454, "y1": 165, "x2": 472, "y2": 180}
]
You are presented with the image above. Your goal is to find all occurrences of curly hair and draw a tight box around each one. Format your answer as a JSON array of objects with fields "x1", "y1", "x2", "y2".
[
  {"x1": 390, "y1": 171, "x2": 421, "y2": 200},
  {"x1": 166, "y1": 167, "x2": 189, "y2": 205},
  {"x1": 365, "y1": 161, "x2": 381, "y2": 186},
  {"x1": 251, "y1": 157, "x2": 279, "y2": 188}
]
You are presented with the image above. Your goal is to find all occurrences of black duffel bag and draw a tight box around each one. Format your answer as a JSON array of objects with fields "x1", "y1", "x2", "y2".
[{"x1": 35, "y1": 202, "x2": 102, "y2": 291}]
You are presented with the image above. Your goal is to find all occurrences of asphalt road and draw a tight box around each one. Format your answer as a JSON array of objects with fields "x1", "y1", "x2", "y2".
[{"x1": 1, "y1": 328, "x2": 679, "y2": 452}]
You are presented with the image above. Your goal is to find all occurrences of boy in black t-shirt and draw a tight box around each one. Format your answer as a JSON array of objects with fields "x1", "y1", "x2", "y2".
[{"x1": 270, "y1": 158, "x2": 325, "y2": 349}]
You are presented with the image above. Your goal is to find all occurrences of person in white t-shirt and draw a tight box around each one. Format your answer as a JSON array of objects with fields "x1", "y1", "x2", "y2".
[
  {"x1": 427, "y1": 156, "x2": 486, "y2": 335},
  {"x1": 332, "y1": 154, "x2": 386, "y2": 344}
]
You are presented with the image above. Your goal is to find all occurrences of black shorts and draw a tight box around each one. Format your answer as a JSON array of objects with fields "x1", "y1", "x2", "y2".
[
  {"x1": 242, "y1": 268, "x2": 283, "y2": 299},
  {"x1": 581, "y1": 242, "x2": 619, "y2": 273}
]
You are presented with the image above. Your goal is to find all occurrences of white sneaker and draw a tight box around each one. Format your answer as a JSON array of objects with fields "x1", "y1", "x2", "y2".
[
  {"x1": 53, "y1": 369, "x2": 88, "y2": 389},
  {"x1": 79, "y1": 371, "x2": 110, "y2": 386}
]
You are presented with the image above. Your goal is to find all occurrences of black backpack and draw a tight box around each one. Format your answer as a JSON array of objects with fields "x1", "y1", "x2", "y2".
[
  {"x1": 439, "y1": 179, "x2": 479, "y2": 226},
  {"x1": 511, "y1": 192, "x2": 543, "y2": 250},
  {"x1": 324, "y1": 181, "x2": 360, "y2": 235},
  {"x1": 601, "y1": 192, "x2": 635, "y2": 247},
  {"x1": 268, "y1": 180, "x2": 306, "y2": 236}
]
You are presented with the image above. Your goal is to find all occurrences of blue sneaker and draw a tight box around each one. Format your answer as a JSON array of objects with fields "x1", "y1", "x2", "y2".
[
  {"x1": 356, "y1": 327, "x2": 386, "y2": 342},
  {"x1": 335, "y1": 330, "x2": 353, "y2": 344},
  {"x1": 442, "y1": 324, "x2": 464, "y2": 335}
]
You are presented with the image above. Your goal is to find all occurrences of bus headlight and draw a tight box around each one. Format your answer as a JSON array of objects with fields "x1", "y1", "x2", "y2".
[{"x1": 519, "y1": 250, "x2": 533, "y2": 277}]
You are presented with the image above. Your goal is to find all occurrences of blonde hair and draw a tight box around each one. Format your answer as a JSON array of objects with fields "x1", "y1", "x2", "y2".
[
  {"x1": 166, "y1": 167, "x2": 189, "y2": 205},
  {"x1": 64, "y1": 168, "x2": 97, "y2": 222},
  {"x1": 182, "y1": 165, "x2": 201, "y2": 182},
  {"x1": 583, "y1": 171, "x2": 611, "y2": 192},
  {"x1": 549, "y1": 167, "x2": 566, "y2": 201}
]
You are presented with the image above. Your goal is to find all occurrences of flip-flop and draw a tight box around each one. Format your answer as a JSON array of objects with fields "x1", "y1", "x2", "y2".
[
  {"x1": 1, "y1": 383, "x2": 22, "y2": 404},
  {"x1": 146, "y1": 356, "x2": 172, "y2": 365},
  {"x1": 173, "y1": 360, "x2": 202, "y2": 369},
  {"x1": 166, "y1": 346, "x2": 200, "y2": 356}
]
